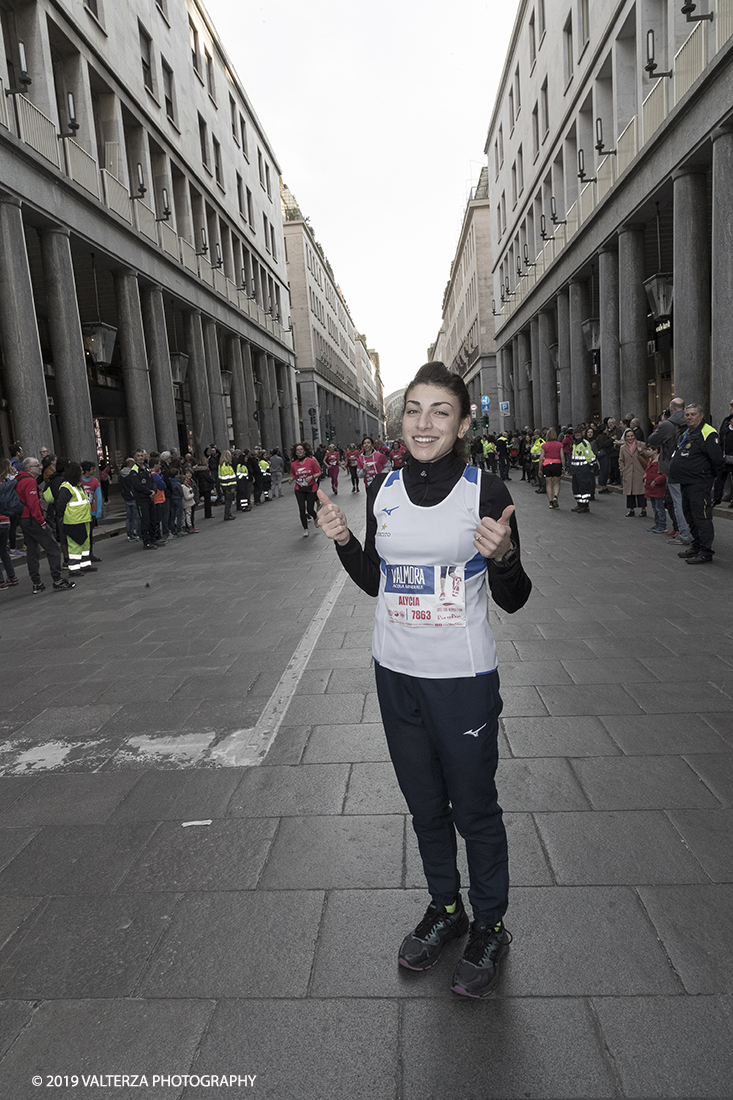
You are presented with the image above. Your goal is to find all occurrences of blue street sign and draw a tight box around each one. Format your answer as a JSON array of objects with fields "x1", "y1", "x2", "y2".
[{"x1": 481, "y1": 395, "x2": 490, "y2": 413}]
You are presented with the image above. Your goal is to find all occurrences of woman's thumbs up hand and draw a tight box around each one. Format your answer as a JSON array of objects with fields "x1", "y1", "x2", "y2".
[{"x1": 317, "y1": 489, "x2": 350, "y2": 546}]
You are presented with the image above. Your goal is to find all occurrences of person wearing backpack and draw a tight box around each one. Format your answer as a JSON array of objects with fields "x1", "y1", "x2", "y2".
[
  {"x1": 14, "y1": 457, "x2": 74, "y2": 593},
  {"x1": 0, "y1": 459, "x2": 20, "y2": 590}
]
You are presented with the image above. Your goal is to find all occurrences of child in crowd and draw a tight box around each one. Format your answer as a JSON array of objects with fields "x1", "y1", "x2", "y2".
[
  {"x1": 181, "y1": 469, "x2": 198, "y2": 533},
  {"x1": 151, "y1": 464, "x2": 167, "y2": 540},
  {"x1": 643, "y1": 445, "x2": 667, "y2": 533},
  {"x1": 170, "y1": 470, "x2": 184, "y2": 534}
]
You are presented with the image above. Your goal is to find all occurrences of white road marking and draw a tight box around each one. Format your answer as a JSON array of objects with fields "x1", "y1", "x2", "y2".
[{"x1": 206, "y1": 518, "x2": 365, "y2": 768}]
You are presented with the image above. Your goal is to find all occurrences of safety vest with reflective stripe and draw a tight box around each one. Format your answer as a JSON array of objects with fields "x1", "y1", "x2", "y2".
[
  {"x1": 236, "y1": 463, "x2": 249, "y2": 479},
  {"x1": 530, "y1": 438, "x2": 545, "y2": 460},
  {"x1": 60, "y1": 482, "x2": 92, "y2": 523},
  {"x1": 218, "y1": 464, "x2": 236, "y2": 488}
]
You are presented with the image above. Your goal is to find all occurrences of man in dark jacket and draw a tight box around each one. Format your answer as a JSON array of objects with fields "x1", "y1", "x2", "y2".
[
  {"x1": 15, "y1": 458, "x2": 74, "y2": 593},
  {"x1": 648, "y1": 398, "x2": 690, "y2": 544},
  {"x1": 129, "y1": 450, "x2": 163, "y2": 550},
  {"x1": 713, "y1": 400, "x2": 733, "y2": 507},
  {"x1": 668, "y1": 404, "x2": 724, "y2": 564}
]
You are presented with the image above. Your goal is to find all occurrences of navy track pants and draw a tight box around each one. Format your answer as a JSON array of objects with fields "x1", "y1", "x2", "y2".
[{"x1": 374, "y1": 663, "x2": 508, "y2": 923}]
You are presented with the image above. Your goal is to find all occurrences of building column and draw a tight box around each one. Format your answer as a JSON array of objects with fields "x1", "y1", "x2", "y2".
[
  {"x1": 530, "y1": 317, "x2": 541, "y2": 430},
  {"x1": 260, "y1": 354, "x2": 280, "y2": 451},
  {"x1": 202, "y1": 317, "x2": 228, "y2": 449},
  {"x1": 569, "y1": 279, "x2": 593, "y2": 424},
  {"x1": 0, "y1": 197, "x2": 52, "y2": 455},
  {"x1": 37, "y1": 227, "x2": 96, "y2": 463},
  {"x1": 516, "y1": 331, "x2": 532, "y2": 429},
  {"x1": 711, "y1": 126, "x2": 733, "y2": 420},
  {"x1": 673, "y1": 167, "x2": 711, "y2": 408},
  {"x1": 599, "y1": 246, "x2": 621, "y2": 421},
  {"x1": 242, "y1": 341, "x2": 260, "y2": 448},
  {"x1": 227, "y1": 336, "x2": 249, "y2": 450},
  {"x1": 556, "y1": 289, "x2": 572, "y2": 427},
  {"x1": 182, "y1": 310, "x2": 213, "y2": 456},
  {"x1": 538, "y1": 308, "x2": 558, "y2": 429},
  {"x1": 114, "y1": 269, "x2": 156, "y2": 452},
  {"x1": 617, "y1": 225, "x2": 649, "y2": 424},
  {"x1": 279, "y1": 364, "x2": 298, "y2": 453},
  {"x1": 140, "y1": 284, "x2": 177, "y2": 453}
]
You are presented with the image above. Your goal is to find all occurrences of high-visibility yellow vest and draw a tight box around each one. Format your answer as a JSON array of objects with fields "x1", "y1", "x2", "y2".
[
  {"x1": 218, "y1": 464, "x2": 236, "y2": 488},
  {"x1": 60, "y1": 482, "x2": 92, "y2": 523},
  {"x1": 236, "y1": 463, "x2": 249, "y2": 478},
  {"x1": 530, "y1": 438, "x2": 545, "y2": 459}
]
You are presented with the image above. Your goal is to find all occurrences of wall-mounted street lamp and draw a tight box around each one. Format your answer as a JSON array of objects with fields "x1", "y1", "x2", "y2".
[
  {"x1": 155, "y1": 187, "x2": 172, "y2": 222},
  {"x1": 504, "y1": 277, "x2": 516, "y2": 299},
  {"x1": 523, "y1": 243, "x2": 537, "y2": 268},
  {"x1": 212, "y1": 242, "x2": 224, "y2": 269},
  {"x1": 595, "y1": 118, "x2": 616, "y2": 156},
  {"x1": 169, "y1": 352, "x2": 189, "y2": 386},
  {"x1": 196, "y1": 227, "x2": 208, "y2": 256},
  {"x1": 547, "y1": 342, "x2": 559, "y2": 369},
  {"x1": 5, "y1": 40, "x2": 32, "y2": 95},
  {"x1": 681, "y1": 1, "x2": 713, "y2": 22},
  {"x1": 129, "y1": 162, "x2": 147, "y2": 200},
  {"x1": 581, "y1": 317, "x2": 601, "y2": 372},
  {"x1": 516, "y1": 257, "x2": 527, "y2": 280},
  {"x1": 645, "y1": 30, "x2": 673, "y2": 79},
  {"x1": 644, "y1": 202, "x2": 674, "y2": 320},
  {"x1": 540, "y1": 213, "x2": 553, "y2": 241},
  {"x1": 550, "y1": 196, "x2": 567, "y2": 225},
  {"x1": 492, "y1": 299, "x2": 499, "y2": 315},
  {"x1": 577, "y1": 149, "x2": 597, "y2": 184},
  {"x1": 58, "y1": 92, "x2": 80, "y2": 139},
  {"x1": 220, "y1": 369, "x2": 233, "y2": 396}
]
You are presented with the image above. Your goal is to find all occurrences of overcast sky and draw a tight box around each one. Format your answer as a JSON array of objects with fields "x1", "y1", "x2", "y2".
[{"x1": 203, "y1": 0, "x2": 521, "y2": 396}]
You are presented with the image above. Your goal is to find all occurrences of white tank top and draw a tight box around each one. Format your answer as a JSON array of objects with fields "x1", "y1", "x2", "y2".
[{"x1": 371, "y1": 466, "x2": 498, "y2": 679}]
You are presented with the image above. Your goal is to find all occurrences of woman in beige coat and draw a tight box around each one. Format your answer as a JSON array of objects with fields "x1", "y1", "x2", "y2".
[{"x1": 619, "y1": 428, "x2": 647, "y2": 517}]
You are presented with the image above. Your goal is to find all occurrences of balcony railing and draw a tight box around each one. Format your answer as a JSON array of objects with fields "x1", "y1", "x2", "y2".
[
  {"x1": 133, "y1": 200, "x2": 157, "y2": 242},
  {"x1": 642, "y1": 79, "x2": 668, "y2": 145},
  {"x1": 14, "y1": 94, "x2": 60, "y2": 167},
  {"x1": 0, "y1": 78, "x2": 10, "y2": 130},
  {"x1": 566, "y1": 201, "x2": 579, "y2": 242},
  {"x1": 180, "y1": 237, "x2": 199, "y2": 274},
  {"x1": 617, "y1": 116, "x2": 637, "y2": 175},
  {"x1": 718, "y1": 0, "x2": 733, "y2": 50},
  {"x1": 596, "y1": 155, "x2": 616, "y2": 202},
  {"x1": 101, "y1": 170, "x2": 132, "y2": 223},
  {"x1": 675, "y1": 22, "x2": 705, "y2": 104},
  {"x1": 64, "y1": 139, "x2": 99, "y2": 198},
  {"x1": 157, "y1": 219, "x2": 179, "y2": 258},
  {"x1": 579, "y1": 180, "x2": 596, "y2": 224}
]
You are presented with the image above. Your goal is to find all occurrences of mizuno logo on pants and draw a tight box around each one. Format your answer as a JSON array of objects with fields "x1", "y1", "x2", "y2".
[{"x1": 462, "y1": 723, "x2": 487, "y2": 737}]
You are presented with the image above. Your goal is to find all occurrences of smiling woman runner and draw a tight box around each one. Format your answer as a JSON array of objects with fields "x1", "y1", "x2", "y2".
[{"x1": 317, "y1": 361, "x2": 532, "y2": 997}]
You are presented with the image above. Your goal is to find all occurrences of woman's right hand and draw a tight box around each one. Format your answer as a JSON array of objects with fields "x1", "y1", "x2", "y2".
[{"x1": 317, "y1": 489, "x2": 350, "y2": 545}]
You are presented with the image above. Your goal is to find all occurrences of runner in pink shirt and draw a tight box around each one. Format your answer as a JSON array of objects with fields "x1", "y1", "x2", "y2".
[
  {"x1": 358, "y1": 436, "x2": 388, "y2": 487},
  {"x1": 289, "y1": 442, "x2": 321, "y2": 537}
]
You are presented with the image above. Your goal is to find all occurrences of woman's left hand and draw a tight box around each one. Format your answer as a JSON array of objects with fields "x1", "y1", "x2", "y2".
[{"x1": 474, "y1": 505, "x2": 515, "y2": 560}]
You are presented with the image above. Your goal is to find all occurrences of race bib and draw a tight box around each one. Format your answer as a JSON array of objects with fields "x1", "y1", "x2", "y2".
[{"x1": 383, "y1": 564, "x2": 466, "y2": 627}]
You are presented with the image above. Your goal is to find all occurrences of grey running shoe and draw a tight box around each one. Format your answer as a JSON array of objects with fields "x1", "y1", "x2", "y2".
[{"x1": 451, "y1": 919, "x2": 512, "y2": 998}]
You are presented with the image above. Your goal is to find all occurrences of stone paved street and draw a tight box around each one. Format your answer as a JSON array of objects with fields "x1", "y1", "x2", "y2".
[{"x1": 0, "y1": 481, "x2": 732, "y2": 1099}]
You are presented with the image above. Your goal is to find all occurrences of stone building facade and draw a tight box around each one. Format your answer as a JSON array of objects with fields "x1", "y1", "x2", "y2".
[
  {"x1": 281, "y1": 184, "x2": 385, "y2": 448},
  {"x1": 0, "y1": 0, "x2": 297, "y2": 464},
  {"x1": 430, "y1": 167, "x2": 499, "y2": 431},
  {"x1": 486, "y1": 0, "x2": 733, "y2": 432}
]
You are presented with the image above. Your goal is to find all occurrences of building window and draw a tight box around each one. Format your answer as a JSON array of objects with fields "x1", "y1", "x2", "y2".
[
  {"x1": 494, "y1": 139, "x2": 500, "y2": 179},
  {"x1": 498, "y1": 124, "x2": 504, "y2": 166},
  {"x1": 162, "y1": 59, "x2": 175, "y2": 121},
  {"x1": 265, "y1": 163, "x2": 272, "y2": 199},
  {"x1": 538, "y1": 0, "x2": 546, "y2": 40},
  {"x1": 246, "y1": 186, "x2": 253, "y2": 226},
  {"x1": 579, "y1": 0, "x2": 589, "y2": 47},
  {"x1": 501, "y1": 192, "x2": 506, "y2": 233},
  {"x1": 511, "y1": 162, "x2": 518, "y2": 206},
  {"x1": 189, "y1": 18, "x2": 200, "y2": 74},
  {"x1": 540, "y1": 78, "x2": 549, "y2": 137},
  {"x1": 508, "y1": 86, "x2": 514, "y2": 130},
  {"x1": 230, "y1": 94, "x2": 238, "y2": 141},
  {"x1": 514, "y1": 65, "x2": 521, "y2": 116},
  {"x1": 139, "y1": 25, "x2": 154, "y2": 94},
  {"x1": 532, "y1": 102, "x2": 539, "y2": 158},
  {"x1": 236, "y1": 173, "x2": 244, "y2": 215},
  {"x1": 85, "y1": 0, "x2": 100, "y2": 17},
  {"x1": 563, "y1": 14, "x2": 574, "y2": 84},
  {"x1": 258, "y1": 148, "x2": 265, "y2": 189},
  {"x1": 240, "y1": 115, "x2": 249, "y2": 159},
  {"x1": 212, "y1": 135, "x2": 222, "y2": 186},
  {"x1": 270, "y1": 225, "x2": 277, "y2": 261},
  {"x1": 517, "y1": 145, "x2": 524, "y2": 194},
  {"x1": 263, "y1": 214, "x2": 270, "y2": 251},
  {"x1": 156, "y1": 0, "x2": 168, "y2": 19},
  {"x1": 205, "y1": 50, "x2": 216, "y2": 100},
  {"x1": 529, "y1": 10, "x2": 536, "y2": 66},
  {"x1": 198, "y1": 114, "x2": 209, "y2": 168}
]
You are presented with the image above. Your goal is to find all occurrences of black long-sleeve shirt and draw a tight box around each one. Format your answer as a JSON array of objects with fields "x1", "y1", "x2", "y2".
[{"x1": 335, "y1": 452, "x2": 532, "y2": 614}]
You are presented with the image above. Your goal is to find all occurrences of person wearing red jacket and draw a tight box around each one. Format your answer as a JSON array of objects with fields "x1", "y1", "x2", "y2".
[
  {"x1": 288, "y1": 442, "x2": 321, "y2": 537},
  {"x1": 15, "y1": 458, "x2": 74, "y2": 594},
  {"x1": 643, "y1": 446, "x2": 667, "y2": 533}
]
